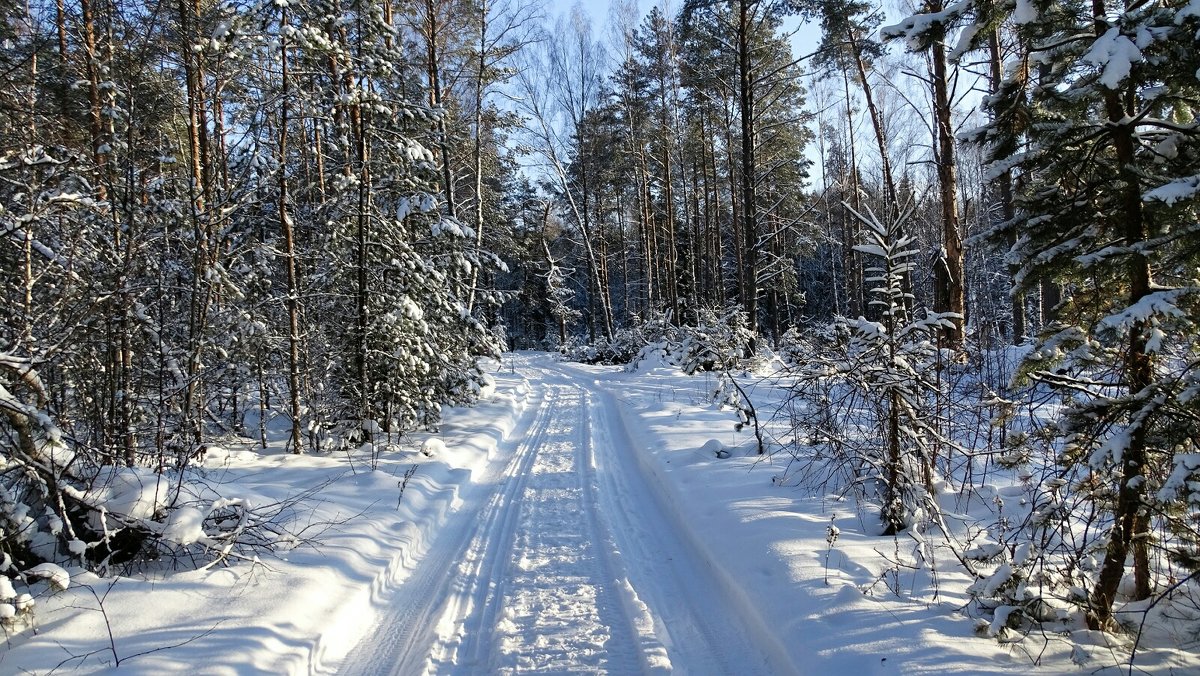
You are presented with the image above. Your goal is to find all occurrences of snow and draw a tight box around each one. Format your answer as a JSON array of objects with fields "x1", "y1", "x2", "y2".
[
  {"x1": 1160, "y1": 453, "x2": 1200, "y2": 501},
  {"x1": 0, "y1": 368, "x2": 532, "y2": 674},
  {"x1": 1146, "y1": 175, "x2": 1200, "y2": 205},
  {"x1": 1178, "y1": 0, "x2": 1200, "y2": 25},
  {"x1": 25, "y1": 563, "x2": 70, "y2": 591},
  {"x1": 950, "y1": 23, "x2": 981, "y2": 60},
  {"x1": 160, "y1": 506, "x2": 207, "y2": 546},
  {"x1": 701, "y1": 438, "x2": 732, "y2": 458},
  {"x1": 421, "y1": 437, "x2": 446, "y2": 456},
  {"x1": 881, "y1": 1, "x2": 970, "y2": 51},
  {"x1": 1097, "y1": 288, "x2": 1192, "y2": 347},
  {"x1": 1, "y1": 353, "x2": 1195, "y2": 674},
  {"x1": 1014, "y1": 0, "x2": 1038, "y2": 24},
  {"x1": 1082, "y1": 28, "x2": 1143, "y2": 89},
  {"x1": 83, "y1": 466, "x2": 169, "y2": 521}
]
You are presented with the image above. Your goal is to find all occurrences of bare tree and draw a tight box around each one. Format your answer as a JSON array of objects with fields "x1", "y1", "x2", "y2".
[
  {"x1": 513, "y1": 7, "x2": 615, "y2": 340},
  {"x1": 465, "y1": 0, "x2": 543, "y2": 312}
]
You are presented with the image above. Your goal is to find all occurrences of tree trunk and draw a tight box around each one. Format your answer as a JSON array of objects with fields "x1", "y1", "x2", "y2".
[
  {"x1": 851, "y1": 34, "x2": 899, "y2": 217},
  {"x1": 466, "y1": 1, "x2": 489, "y2": 312},
  {"x1": 178, "y1": 0, "x2": 217, "y2": 450},
  {"x1": 279, "y1": 5, "x2": 304, "y2": 455},
  {"x1": 355, "y1": 111, "x2": 371, "y2": 421},
  {"x1": 1087, "y1": 0, "x2": 1154, "y2": 629},
  {"x1": 929, "y1": 10, "x2": 965, "y2": 347},
  {"x1": 425, "y1": 0, "x2": 456, "y2": 217},
  {"x1": 987, "y1": 28, "x2": 1025, "y2": 344},
  {"x1": 737, "y1": 0, "x2": 759, "y2": 339},
  {"x1": 842, "y1": 67, "x2": 863, "y2": 318},
  {"x1": 81, "y1": 0, "x2": 106, "y2": 200}
]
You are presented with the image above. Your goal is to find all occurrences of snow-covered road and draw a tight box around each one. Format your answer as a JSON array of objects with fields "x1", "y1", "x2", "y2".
[
  {"x1": 4, "y1": 353, "x2": 1170, "y2": 675},
  {"x1": 339, "y1": 354, "x2": 792, "y2": 675}
]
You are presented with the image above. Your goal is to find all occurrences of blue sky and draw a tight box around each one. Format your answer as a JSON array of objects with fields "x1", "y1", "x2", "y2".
[
  {"x1": 574, "y1": 0, "x2": 647, "y2": 30},
  {"x1": 559, "y1": 0, "x2": 823, "y2": 62}
]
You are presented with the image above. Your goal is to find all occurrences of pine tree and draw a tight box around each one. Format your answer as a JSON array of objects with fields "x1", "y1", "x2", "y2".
[{"x1": 882, "y1": 0, "x2": 968, "y2": 347}]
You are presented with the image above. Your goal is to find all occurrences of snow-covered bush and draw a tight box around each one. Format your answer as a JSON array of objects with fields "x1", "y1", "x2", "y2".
[
  {"x1": 1, "y1": 354, "x2": 321, "y2": 642},
  {"x1": 673, "y1": 308, "x2": 754, "y2": 375},
  {"x1": 776, "y1": 327, "x2": 810, "y2": 367},
  {"x1": 965, "y1": 333, "x2": 1200, "y2": 636},
  {"x1": 564, "y1": 326, "x2": 648, "y2": 365},
  {"x1": 543, "y1": 240, "x2": 582, "y2": 350},
  {"x1": 962, "y1": 471, "x2": 1088, "y2": 638},
  {"x1": 564, "y1": 306, "x2": 755, "y2": 375}
]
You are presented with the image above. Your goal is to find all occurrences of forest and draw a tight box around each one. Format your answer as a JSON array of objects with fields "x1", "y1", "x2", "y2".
[{"x1": 2, "y1": 0, "x2": 1200, "y2": 665}]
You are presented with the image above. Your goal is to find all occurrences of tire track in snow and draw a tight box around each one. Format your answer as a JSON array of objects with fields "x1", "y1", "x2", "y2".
[
  {"x1": 424, "y1": 384, "x2": 554, "y2": 673},
  {"x1": 588, "y1": 387, "x2": 766, "y2": 674},
  {"x1": 550, "y1": 358, "x2": 800, "y2": 676},
  {"x1": 576, "y1": 390, "x2": 673, "y2": 674},
  {"x1": 337, "y1": 382, "x2": 554, "y2": 676},
  {"x1": 433, "y1": 384, "x2": 647, "y2": 674}
]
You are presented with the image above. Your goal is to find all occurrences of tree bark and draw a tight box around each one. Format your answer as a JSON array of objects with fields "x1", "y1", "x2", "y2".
[
  {"x1": 425, "y1": 0, "x2": 456, "y2": 218},
  {"x1": 1087, "y1": 0, "x2": 1154, "y2": 629},
  {"x1": 987, "y1": 28, "x2": 1024, "y2": 344},
  {"x1": 466, "y1": 0, "x2": 489, "y2": 312},
  {"x1": 737, "y1": 0, "x2": 759, "y2": 338},
  {"x1": 929, "y1": 7, "x2": 965, "y2": 347},
  {"x1": 842, "y1": 67, "x2": 863, "y2": 318},
  {"x1": 278, "y1": 4, "x2": 304, "y2": 455}
]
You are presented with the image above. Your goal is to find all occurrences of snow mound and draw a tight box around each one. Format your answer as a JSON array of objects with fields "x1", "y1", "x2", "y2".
[
  {"x1": 161, "y1": 506, "x2": 208, "y2": 546},
  {"x1": 700, "y1": 438, "x2": 732, "y2": 459},
  {"x1": 472, "y1": 373, "x2": 497, "y2": 400},
  {"x1": 82, "y1": 466, "x2": 168, "y2": 521},
  {"x1": 422, "y1": 437, "x2": 447, "y2": 457},
  {"x1": 25, "y1": 563, "x2": 69, "y2": 591}
]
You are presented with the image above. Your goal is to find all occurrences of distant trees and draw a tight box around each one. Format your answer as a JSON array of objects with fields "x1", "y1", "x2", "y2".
[
  {"x1": 500, "y1": 0, "x2": 814, "y2": 349},
  {"x1": 678, "y1": 0, "x2": 812, "y2": 339}
]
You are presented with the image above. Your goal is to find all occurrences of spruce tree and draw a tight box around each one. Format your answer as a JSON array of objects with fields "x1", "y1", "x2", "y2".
[{"x1": 970, "y1": 0, "x2": 1200, "y2": 630}]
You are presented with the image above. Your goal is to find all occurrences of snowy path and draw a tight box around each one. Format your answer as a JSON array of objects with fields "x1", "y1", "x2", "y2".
[{"x1": 338, "y1": 354, "x2": 792, "y2": 675}]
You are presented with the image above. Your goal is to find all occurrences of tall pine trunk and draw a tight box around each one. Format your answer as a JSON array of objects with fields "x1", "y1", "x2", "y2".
[
  {"x1": 987, "y1": 27, "x2": 1024, "y2": 344},
  {"x1": 737, "y1": 0, "x2": 759, "y2": 339},
  {"x1": 278, "y1": 4, "x2": 304, "y2": 455},
  {"x1": 1087, "y1": 0, "x2": 1154, "y2": 630},
  {"x1": 929, "y1": 7, "x2": 965, "y2": 347}
]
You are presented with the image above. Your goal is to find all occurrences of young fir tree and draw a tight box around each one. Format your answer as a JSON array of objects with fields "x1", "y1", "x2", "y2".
[{"x1": 791, "y1": 203, "x2": 960, "y2": 533}]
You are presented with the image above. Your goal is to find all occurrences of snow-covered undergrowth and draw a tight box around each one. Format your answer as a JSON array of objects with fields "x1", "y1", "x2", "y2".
[
  {"x1": 594, "y1": 344, "x2": 1199, "y2": 673},
  {"x1": 0, "y1": 364, "x2": 532, "y2": 673},
  {"x1": 564, "y1": 307, "x2": 752, "y2": 374}
]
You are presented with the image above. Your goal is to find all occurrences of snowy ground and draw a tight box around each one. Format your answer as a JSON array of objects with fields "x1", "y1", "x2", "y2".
[{"x1": 2, "y1": 352, "x2": 1195, "y2": 674}]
